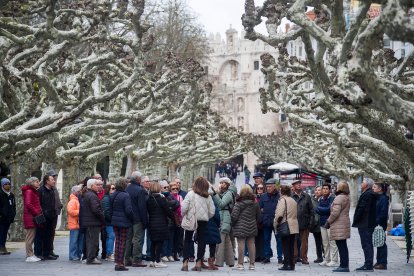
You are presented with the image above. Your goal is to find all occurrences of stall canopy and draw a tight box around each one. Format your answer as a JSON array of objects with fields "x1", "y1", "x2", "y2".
[{"x1": 268, "y1": 162, "x2": 299, "y2": 171}]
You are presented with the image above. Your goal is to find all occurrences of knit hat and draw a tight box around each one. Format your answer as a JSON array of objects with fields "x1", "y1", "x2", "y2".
[{"x1": 1, "y1": 178, "x2": 11, "y2": 186}]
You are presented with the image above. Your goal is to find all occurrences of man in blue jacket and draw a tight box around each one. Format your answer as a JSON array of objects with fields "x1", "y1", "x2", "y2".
[
  {"x1": 125, "y1": 171, "x2": 148, "y2": 267},
  {"x1": 373, "y1": 182, "x2": 389, "y2": 270},
  {"x1": 259, "y1": 178, "x2": 283, "y2": 264}
]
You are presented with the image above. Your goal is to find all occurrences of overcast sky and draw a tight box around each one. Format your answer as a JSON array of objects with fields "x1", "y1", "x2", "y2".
[{"x1": 186, "y1": 0, "x2": 266, "y2": 36}]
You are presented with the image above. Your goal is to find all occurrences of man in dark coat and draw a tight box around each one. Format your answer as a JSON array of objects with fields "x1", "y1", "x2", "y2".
[
  {"x1": 353, "y1": 177, "x2": 377, "y2": 272},
  {"x1": 82, "y1": 179, "x2": 105, "y2": 264},
  {"x1": 291, "y1": 180, "x2": 314, "y2": 265},
  {"x1": 46, "y1": 170, "x2": 62, "y2": 259},
  {"x1": 373, "y1": 182, "x2": 389, "y2": 270},
  {"x1": 0, "y1": 178, "x2": 16, "y2": 255}
]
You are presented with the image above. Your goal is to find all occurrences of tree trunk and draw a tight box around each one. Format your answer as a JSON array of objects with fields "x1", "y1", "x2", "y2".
[
  {"x1": 125, "y1": 154, "x2": 138, "y2": 177},
  {"x1": 108, "y1": 153, "x2": 123, "y2": 183},
  {"x1": 60, "y1": 160, "x2": 80, "y2": 230}
]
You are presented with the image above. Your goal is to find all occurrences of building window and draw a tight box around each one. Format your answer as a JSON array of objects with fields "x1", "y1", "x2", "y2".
[
  {"x1": 254, "y1": 60, "x2": 259, "y2": 70},
  {"x1": 401, "y1": 49, "x2": 405, "y2": 58},
  {"x1": 298, "y1": 46, "x2": 303, "y2": 57},
  {"x1": 383, "y1": 37, "x2": 390, "y2": 47},
  {"x1": 280, "y1": 113, "x2": 287, "y2": 122}
]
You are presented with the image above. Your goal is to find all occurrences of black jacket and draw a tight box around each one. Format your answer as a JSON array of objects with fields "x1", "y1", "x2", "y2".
[
  {"x1": 82, "y1": 189, "x2": 105, "y2": 227},
  {"x1": 292, "y1": 191, "x2": 314, "y2": 230},
  {"x1": 0, "y1": 189, "x2": 16, "y2": 224},
  {"x1": 147, "y1": 193, "x2": 174, "y2": 242},
  {"x1": 126, "y1": 179, "x2": 148, "y2": 225},
  {"x1": 111, "y1": 190, "x2": 134, "y2": 228},
  {"x1": 38, "y1": 185, "x2": 56, "y2": 220},
  {"x1": 376, "y1": 193, "x2": 389, "y2": 230},
  {"x1": 352, "y1": 188, "x2": 377, "y2": 228}
]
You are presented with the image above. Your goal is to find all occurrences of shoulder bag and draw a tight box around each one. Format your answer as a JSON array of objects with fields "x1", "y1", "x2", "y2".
[{"x1": 276, "y1": 198, "x2": 290, "y2": 238}]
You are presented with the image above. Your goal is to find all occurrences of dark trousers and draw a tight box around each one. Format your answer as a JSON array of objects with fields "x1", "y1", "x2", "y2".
[
  {"x1": 36, "y1": 218, "x2": 54, "y2": 257},
  {"x1": 209, "y1": 244, "x2": 216, "y2": 258},
  {"x1": 263, "y1": 226, "x2": 283, "y2": 260},
  {"x1": 358, "y1": 228, "x2": 374, "y2": 268},
  {"x1": 183, "y1": 221, "x2": 207, "y2": 262},
  {"x1": 86, "y1": 226, "x2": 101, "y2": 262},
  {"x1": 114, "y1": 227, "x2": 129, "y2": 265},
  {"x1": 335, "y1": 239, "x2": 349, "y2": 268},
  {"x1": 151, "y1": 241, "x2": 164, "y2": 263},
  {"x1": 281, "y1": 234, "x2": 295, "y2": 269},
  {"x1": 255, "y1": 228, "x2": 264, "y2": 260},
  {"x1": 100, "y1": 227, "x2": 107, "y2": 258},
  {"x1": 294, "y1": 229, "x2": 309, "y2": 262},
  {"x1": 376, "y1": 235, "x2": 387, "y2": 265},
  {"x1": 312, "y1": 232, "x2": 323, "y2": 259},
  {"x1": 173, "y1": 226, "x2": 184, "y2": 255},
  {"x1": 50, "y1": 216, "x2": 58, "y2": 252},
  {"x1": 0, "y1": 222, "x2": 11, "y2": 248}
]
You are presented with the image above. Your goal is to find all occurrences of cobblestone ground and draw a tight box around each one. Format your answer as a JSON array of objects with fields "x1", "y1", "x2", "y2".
[{"x1": 1, "y1": 173, "x2": 413, "y2": 275}]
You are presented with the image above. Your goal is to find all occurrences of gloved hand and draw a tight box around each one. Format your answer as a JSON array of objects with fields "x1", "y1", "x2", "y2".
[{"x1": 324, "y1": 222, "x2": 330, "y2": 229}]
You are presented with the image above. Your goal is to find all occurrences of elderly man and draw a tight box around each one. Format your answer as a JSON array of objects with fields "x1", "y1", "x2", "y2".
[
  {"x1": 251, "y1": 172, "x2": 264, "y2": 193},
  {"x1": 291, "y1": 180, "x2": 314, "y2": 265},
  {"x1": 0, "y1": 178, "x2": 16, "y2": 255},
  {"x1": 125, "y1": 171, "x2": 147, "y2": 267},
  {"x1": 353, "y1": 177, "x2": 377, "y2": 272},
  {"x1": 82, "y1": 179, "x2": 105, "y2": 264},
  {"x1": 45, "y1": 170, "x2": 62, "y2": 259},
  {"x1": 141, "y1": 176, "x2": 152, "y2": 261},
  {"x1": 174, "y1": 178, "x2": 187, "y2": 199},
  {"x1": 93, "y1": 174, "x2": 107, "y2": 260}
]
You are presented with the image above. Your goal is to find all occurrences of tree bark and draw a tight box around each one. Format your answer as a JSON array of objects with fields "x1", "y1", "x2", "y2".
[{"x1": 108, "y1": 153, "x2": 123, "y2": 183}]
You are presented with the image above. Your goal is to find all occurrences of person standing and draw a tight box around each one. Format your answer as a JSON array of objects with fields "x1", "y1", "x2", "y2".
[
  {"x1": 310, "y1": 186, "x2": 323, "y2": 263},
  {"x1": 231, "y1": 185, "x2": 261, "y2": 270},
  {"x1": 251, "y1": 172, "x2": 264, "y2": 194},
  {"x1": 325, "y1": 181, "x2": 351, "y2": 272},
  {"x1": 254, "y1": 183, "x2": 265, "y2": 262},
  {"x1": 83, "y1": 179, "x2": 105, "y2": 264},
  {"x1": 111, "y1": 177, "x2": 134, "y2": 271},
  {"x1": 353, "y1": 177, "x2": 377, "y2": 272},
  {"x1": 317, "y1": 183, "x2": 338, "y2": 266},
  {"x1": 45, "y1": 170, "x2": 62, "y2": 259},
  {"x1": 102, "y1": 183, "x2": 116, "y2": 261},
  {"x1": 170, "y1": 182, "x2": 184, "y2": 261},
  {"x1": 0, "y1": 178, "x2": 16, "y2": 256},
  {"x1": 22, "y1": 177, "x2": 42, "y2": 262},
  {"x1": 274, "y1": 185, "x2": 299, "y2": 271},
  {"x1": 125, "y1": 171, "x2": 147, "y2": 267},
  {"x1": 373, "y1": 182, "x2": 389, "y2": 270},
  {"x1": 67, "y1": 184, "x2": 83, "y2": 261},
  {"x1": 204, "y1": 191, "x2": 221, "y2": 270},
  {"x1": 160, "y1": 180, "x2": 179, "y2": 262},
  {"x1": 259, "y1": 178, "x2": 283, "y2": 264},
  {"x1": 291, "y1": 180, "x2": 314, "y2": 265},
  {"x1": 244, "y1": 165, "x2": 251, "y2": 184}
]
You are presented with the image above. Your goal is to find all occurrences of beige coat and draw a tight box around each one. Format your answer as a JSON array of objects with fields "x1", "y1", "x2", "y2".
[
  {"x1": 274, "y1": 195, "x2": 299, "y2": 234},
  {"x1": 327, "y1": 193, "x2": 351, "y2": 240}
]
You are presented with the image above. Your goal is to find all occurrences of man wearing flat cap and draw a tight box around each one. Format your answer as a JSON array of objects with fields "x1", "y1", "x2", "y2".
[{"x1": 251, "y1": 172, "x2": 264, "y2": 194}]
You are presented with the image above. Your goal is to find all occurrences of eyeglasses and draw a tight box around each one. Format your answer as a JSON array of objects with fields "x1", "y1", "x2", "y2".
[
  {"x1": 110, "y1": 187, "x2": 116, "y2": 190},
  {"x1": 163, "y1": 186, "x2": 169, "y2": 189},
  {"x1": 257, "y1": 187, "x2": 264, "y2": 190}
]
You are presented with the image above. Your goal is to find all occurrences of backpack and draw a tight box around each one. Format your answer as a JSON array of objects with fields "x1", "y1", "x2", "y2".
[{"x1": 372, "y1": 225, "x2": 385, "y2": 247}]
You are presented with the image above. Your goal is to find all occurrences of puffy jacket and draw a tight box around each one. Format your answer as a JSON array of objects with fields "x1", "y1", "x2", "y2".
[
  {"x1": 126, "y1": 179, "x2": 148, "y2": 225},
  {"x1": 376, "y1": 193, "x2": 389, "y2": 230},
  {"x1": 352, "y1": 188, "x2": 377, "y2": 228},
  {"x1": 205, "y1": 200, "x2": 221, "y2": 245},
  {"x1": 316, "y1": 194, "x2": 335, "y2": 226},
  {"x1": 259, "y1": 191, "x2": 280, "y2": 227},
  {"x1": 292, "y1": 191, "x2": 314, "y2": 230},
  {"x1": 181, "y1": 190, "x2": 215, "y2": 222},
  {"x1": 310, "y1": 196, "x2": 321, "y2": 233},
  {"x1": 67, "y1": 194, "x2": 80, "y2": 230},
  {"x1": 38, "y1": 185, "x2": 56, "y2": 220},
  {"x1": 81, "y1": 189, "x2": 105, "y2": 227},
  {"x1": 147, "y1": 193, "x2": 174, "y2": 241},
  {"x1": 327, "y1": 192, "x2": 350, "y2": 240},
  {"x1": 274, "y1": 195, "x2": 299, "y2": 234},
  {"x1": 231, "y1": 198, "x2": 261, "y2": 238},
  {"x1": 110, "y1": 190, "x2": 134, "y2": 228},
  {"x1": 22, "y1": 185, "x2": 41, "y2": 229},
  {"x1": 212, "y1": 185, "x2": 237, "y2": 234},
  {"x1": 102, "y1": 194, "x2": 111, "y2": 225}
]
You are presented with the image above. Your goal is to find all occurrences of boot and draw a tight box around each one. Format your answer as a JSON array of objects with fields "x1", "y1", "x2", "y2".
[
  {"x1": 191, "y1": 260, "x2": 202, "y2": 271},
  {"x1": 173, "y1": 253, "x2": 180, "y2": 261},
  {"x1": 207, "y1": 258, "x2": 218, "y2": 270},
  {"x1": 0, "y1": 247, "x2": 11, "y2": 255},
  {"x1": 200, "y1": 258, "x2": 208, "y2": 269},
  {"x1": 181, "y1": 260, "x2": 189, "y2": 271}
]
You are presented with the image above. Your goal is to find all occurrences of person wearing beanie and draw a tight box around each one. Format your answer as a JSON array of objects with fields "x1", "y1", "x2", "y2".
[{"x1": 0, "y1": 178, "x2": 16, "y2": 255}]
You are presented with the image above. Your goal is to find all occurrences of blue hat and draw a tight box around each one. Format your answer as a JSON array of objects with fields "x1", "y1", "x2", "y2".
[
  {"x1": 265, "y1": 178, "x2": 278, "y2": 185},
  {"x1": 253, "y1": 172, "x2": 263, "y2": 178},
  {"x1": 1, "y1": 178, "x2": 11, "y2": 186}
]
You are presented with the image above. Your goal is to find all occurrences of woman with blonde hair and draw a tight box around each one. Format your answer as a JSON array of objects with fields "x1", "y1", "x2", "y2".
[
  {"x1": 325, "y1": 181, "x2": 351, "y2": 272},
  {"x1": 170, "y1": 181, "x2": 184, "y2": 261},
  {"x1": 231, "y1": 185, "x2": 261, "y2": 270}
]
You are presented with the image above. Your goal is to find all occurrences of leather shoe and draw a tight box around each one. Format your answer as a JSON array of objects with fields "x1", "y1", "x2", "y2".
[
  {"x1": 355, "y1": 265, "x2": 373, "y2": 272},
  {"x1": 374, "y1": 264, "x2": 387, "y2": 270},
  {"x1": 50, "y1": 252, "x2": 59, "y2": 258},
  {"x1": 278, "y1": 266, "x2": 294, "y2": 271},
  {"x1": 278, "y1": 259, "x2": 284, "y2": 264},
  {"x1": 132, "y1": 260, "x2": 147, "y2": 267},
  {"x1": 115, "y1": 265, "x2": 129, "y2": 271},
  {"x1": 302, "y1": 260, "x2": 309, "y2": 265},
  {"x1": 295, "y1": 258, "x2": 302, "y2": 263},
  {"x1": 262, "y1": 258, "x2": 270, "y2": 264},
  {"x1": 333, "y1": 267, "x2": 350, "y2": 272},
  {"x1": 314, "y1": 258, "x2": 323, "y2": 263},
  {"x1": 44, "y1": 255, "x2": 58, "y2": 260}
]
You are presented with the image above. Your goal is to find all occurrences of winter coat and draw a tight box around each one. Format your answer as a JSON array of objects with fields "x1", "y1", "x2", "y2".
[
  {"x1": 0, "y1": 189, "x2": 16, "y2": 225},
  {"x1": 181, "y1": 190, "x2": 215, "y2": 222},
  {"x1": 352, "y1": 188, "x2": 377, "y2": 228},
  {"x1": 102, "y1": 194, "x2": 111, "y2": 225},
  {"x1": 178, "y1": 189, "x2": 188, "y2": 199},
  {"x1": 292, "y1": 191, "x2": 314, "y2": 230},
  {"x1": 212, "y1": 185, "x2": 237, "y2": 234},
  {"x1": 376, "y1": 193, "x2": 389, "y2": 230},
  {"x1": 274, "y1": 195, "x2": 299, "y2": 234},
  {"x1": 81, "y1": 189, "x2": 105, "y2": 227},
  {"x1": 259, "y1": 191, "x2": 280, "y2": 228},
  {"x1": 316, "y1": 194, "x2": 335, "y2": 226},
  {"x1": 231, "y1": 198, "x2": 261, "y2": 238},
  {"x1": 162, "y1": 192, "x2": 180, "y2": 229},
  {"x1": 110, "y1": 190, "x2": 134, "y2": 228},
  {"x1": 38, "y1": 185, "x2": 56, "y2": 220},
  {"x1": 310, "y1": 196, "x2": 321, "y2": 233},
  {"x1": 22, "y1": 185, "x2": 41, "y2": 229},
  {"x1": 327, "y1": 192, "x2": 351, "y2": 240},
  {"x1": 126, "y1": 179, "x2": 148, "y2": 225},
  {"x1": 54, "y1": 187, "x2": 63, "y2": 216},
  {"x1": 147, "y1": 193, "x2": 175, "y2": 241},
  {"x1": 171, "y1": 193, "x2": 183, "y2": 224},
  {"x1": 205, "y1": 200, "x2": 221, "y2": 245},
  {"x1": 67, "y1": 193, "x2": 80, "y2": 230}
]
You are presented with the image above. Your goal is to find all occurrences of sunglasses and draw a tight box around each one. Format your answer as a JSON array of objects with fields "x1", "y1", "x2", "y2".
[
  {"x1": 110, "y1": 187, "x2": 116, "y2": 190},
  {"x1": 171, "y1": 188, "x2": 179, "y2": 191},
  {"x1": 163, "y1": 186, "x2": 169, "y2": 189},
  {"x1": 257, "y1": 187, "x2": 264, "y2": 190}
]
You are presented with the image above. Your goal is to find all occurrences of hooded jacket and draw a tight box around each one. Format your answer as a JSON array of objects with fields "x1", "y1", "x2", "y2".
[
  {"x1": 22, "y1": 185, "x2": 41, "y2": 229},
  {"x1": 67, "y1": 193, "x2": 80, "y2": 230},
  {"x1": 212, "y1": 185, "x2": 237, "y2": 234}
]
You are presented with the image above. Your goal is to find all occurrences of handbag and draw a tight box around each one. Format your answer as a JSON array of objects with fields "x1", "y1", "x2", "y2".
[
  {"x1": 372, "y1": 225, "x2": 385, "y2": 247},
  {"x1": 181, "y1": 193, "x2": 198, "y2": 231},
  {"x1": 34, "y1": 213, "x2": 46, "y2": 225},
  {"x1": 276, "y1": 198, "x2": 290, "y2": 238}
]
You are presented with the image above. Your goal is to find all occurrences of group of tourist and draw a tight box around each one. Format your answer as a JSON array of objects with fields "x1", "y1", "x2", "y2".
[{"x1": 0, "y1": 171, "x2": 390, "y2": 273}]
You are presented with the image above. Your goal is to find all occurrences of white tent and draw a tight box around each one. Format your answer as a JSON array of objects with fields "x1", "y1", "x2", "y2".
[{"x1": 268, "y1": 162, "x2": 299, "y2": 171}]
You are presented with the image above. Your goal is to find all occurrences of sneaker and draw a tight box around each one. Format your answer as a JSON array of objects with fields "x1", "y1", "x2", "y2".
[
  {"x1": 161, "y1": 256, "x2": 169, "y2": 262},
  {"x1": 355, "y1": 265, "x2": 373, "y2": 272},
  {"x1": 168, "y1": 256, "x2": 175, "y2": 262},
  {"x1": 327, "y1": 261, "x2": 338, "y2": 267},
  {"x1": 319, "y1": 261, "x2": 328, "y2": 266},
  {"x1": 374, "y1": 264, "x2": 387, "y2": 270},
  {"x1": 243, "y1": 256, "x2": 249, "y2": 263},
  {"x1": 154, "y1": 261, "x2": 167, "y2": 268},
  {"x1": 32, "y1": 256, "x2": 42, "y2": 262},
  {"x1": 106, "y1": 255, "x2": 115, "y2": 262},
  {"x1": 249, "y1": 264, "x2": 255, "y2": 270},
  {"x1": 314, "y1": 258, "x2": 324, "y2": 263},
  {"x1": 26, "y1": 256, "x2": 41, "y2": 262},
  {"x1": 86, "y1": 258, "x2": 102, "y2": 265},
  {"x1": 82, "y1": 259, "x2": 87, "y2": 264},
  {"x1": 233, "y1": 264, "x2": 244, "y2": 270}
]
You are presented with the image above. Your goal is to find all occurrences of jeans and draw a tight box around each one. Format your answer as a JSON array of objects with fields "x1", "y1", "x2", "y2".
[
  {"x1": 125, "y1": 222, "x2": 145, "y2": 262},
  {"x1": 69, "y1": 229, "x2": 84, "y2": 260},
  {"x1": 162, "y1": 227, "x2": 174, "y2": 257},
  {"x1": 0, "y1": 222, "x2": 11, "y2": 248},
  {"x1": 376, "y1": 235, "x2": 387, "y2": 265},
  {"x1": 106, "y1": 226, "x2": 115, "y2": 256},
  {"x1": 335, "y1": 239, "x2": 349, "y2": 268},
  {"x1": 358, "y1": 228, "x2": 374, "y2": 268},
  {"x1": 263, "y1": 226, "x2": 283, "y2": 260},
  {"x1": 145, "y1": 230, "x2": 151, "y2": 258}
]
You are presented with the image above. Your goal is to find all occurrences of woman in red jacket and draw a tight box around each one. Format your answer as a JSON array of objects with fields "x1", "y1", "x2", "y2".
[{"x1": 22, "y1": 177, "x2": 42, "y2": 262}]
